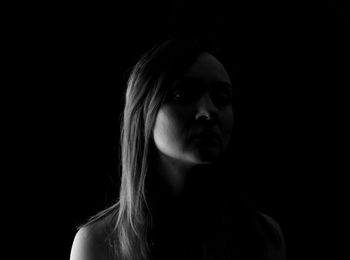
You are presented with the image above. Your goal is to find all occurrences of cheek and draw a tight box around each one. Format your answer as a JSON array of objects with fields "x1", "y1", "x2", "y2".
[
  {"x1": 153, "y1": 108, "x2": 186, "y2": 153},
  {"x1": 219, "y1": 111, "x2": 234, "y2": 152},
  {"x1": 154, "y1": 110, "x2": 173, "y2": 140},
  {"x1": 222, "y1": 109, "x2": 234, "y2": 135}
]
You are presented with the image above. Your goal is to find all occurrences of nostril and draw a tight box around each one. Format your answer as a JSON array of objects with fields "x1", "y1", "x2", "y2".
[
  {"x1": 196, "y1": 112, "x2": 211, "y2": 121},
  {"x1": 195, "y1": 113, "x2": 216, "y2": 128}
]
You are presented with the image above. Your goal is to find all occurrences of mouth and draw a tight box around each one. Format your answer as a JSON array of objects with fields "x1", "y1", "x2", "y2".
[{"x1": 192, "y1": 130, "x2": 220, "y2": 143}]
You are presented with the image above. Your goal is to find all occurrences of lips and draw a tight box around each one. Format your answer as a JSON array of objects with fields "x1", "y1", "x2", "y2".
[{"x1": 192, "y1": 130, "x2": 220, "y2": 142}]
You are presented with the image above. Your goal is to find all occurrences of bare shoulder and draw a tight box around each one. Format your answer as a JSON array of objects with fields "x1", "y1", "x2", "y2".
[
  {"x1": 258, "y1": 211, "x2": 284, "y2": 237},
  {"x1": 256, "y1": 211, "x2": 288, "y2": 260},
  {"x1": 70, "y1": 218, "x2": 115, "y2": 260}
]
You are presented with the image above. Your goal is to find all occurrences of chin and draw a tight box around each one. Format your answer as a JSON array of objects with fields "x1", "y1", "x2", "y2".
[{"x1": 191, "y1": 148, "x2": 222, "y2": 164}]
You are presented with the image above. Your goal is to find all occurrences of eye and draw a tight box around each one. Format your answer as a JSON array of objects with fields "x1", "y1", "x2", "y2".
[
  {"x1": 170, "y1": 88, "x2": 199, "y2": 103},
  {"x1": 168, "y1": 81, "x2": 202, "y2": 103},
  {"x1": 172, "y1": 89, "x2": 182, "y2": 101},
  {"x1": 211, "y1": 89, "x2": 232, "y2": 106}
]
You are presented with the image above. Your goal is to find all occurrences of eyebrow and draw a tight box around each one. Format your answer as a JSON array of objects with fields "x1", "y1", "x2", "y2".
[
  {"x1": 174, "y1": 76, "x2": 232, "y2": 89},
  {"x1": 212, "y1": 81, "x2": 233, "y2": 89}
]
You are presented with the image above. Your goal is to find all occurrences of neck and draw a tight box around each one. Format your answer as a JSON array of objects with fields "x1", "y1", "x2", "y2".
[
  {"x1": 147, "y1": 151, "x2": 227, "y2": 253},
  {"x1": 151, "y1": 150, "x2": 199, "y2": 197},
  {"x1": 147, "y1": 149, "x2": 225, "y2": 216}
]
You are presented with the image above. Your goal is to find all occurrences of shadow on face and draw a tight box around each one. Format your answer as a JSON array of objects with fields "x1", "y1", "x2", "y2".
[{"x1": 153, "y1": 52, "x2": 234, "y2": 165}]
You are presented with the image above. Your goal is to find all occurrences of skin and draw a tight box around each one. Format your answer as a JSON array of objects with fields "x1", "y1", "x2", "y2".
[{"x1": 152, "y1": 51, "x2": 234, "y2": 196}]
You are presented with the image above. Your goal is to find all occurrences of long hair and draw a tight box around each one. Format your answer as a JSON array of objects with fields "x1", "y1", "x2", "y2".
[{"x1": 82, "y1": 35, "x2": 244, "y2": 260}]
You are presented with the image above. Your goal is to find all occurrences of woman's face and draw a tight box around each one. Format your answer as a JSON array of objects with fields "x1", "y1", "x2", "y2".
[{"x1": 153, "y1": 52, "x2": 234, "y2": 165}]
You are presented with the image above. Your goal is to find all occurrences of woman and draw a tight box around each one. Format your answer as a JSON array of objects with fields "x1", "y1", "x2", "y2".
[{"x1": 70, "y1": 35, "x2": 287, "y2": 260}]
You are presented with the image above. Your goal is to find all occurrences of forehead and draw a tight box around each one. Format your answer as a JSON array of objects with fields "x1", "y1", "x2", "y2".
[{"x1": 181, "y1": 52, "x2": 231, "y2": 85}]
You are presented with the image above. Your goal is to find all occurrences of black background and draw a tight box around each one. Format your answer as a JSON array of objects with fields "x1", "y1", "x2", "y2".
[{"x1": 7, "y1": 1, "x2": 349, "y2": 259}]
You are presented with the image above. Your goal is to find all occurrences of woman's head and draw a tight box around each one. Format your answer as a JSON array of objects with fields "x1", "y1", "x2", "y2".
[
  {"x1": 153, "y1": 51, "x2": 233, "y2": 165},
  {"x1": 116, "y1": 35, "x2": 236, "y2": 258}
]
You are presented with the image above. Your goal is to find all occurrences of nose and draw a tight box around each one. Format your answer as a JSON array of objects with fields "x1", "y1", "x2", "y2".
[{"x1": 194, "y1": 92, "x2": 218, "y2": 122}]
